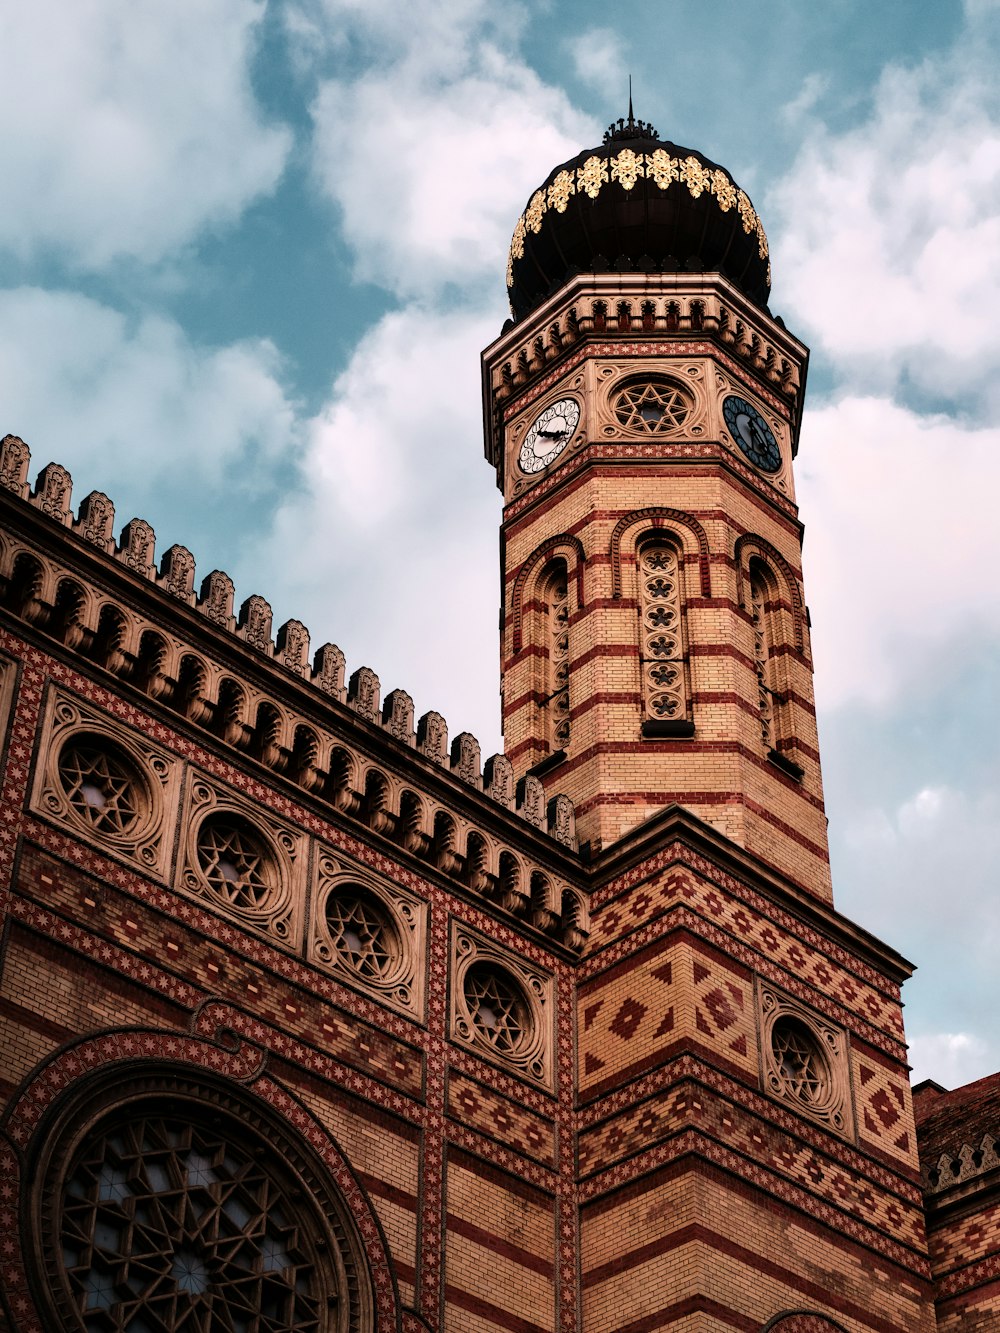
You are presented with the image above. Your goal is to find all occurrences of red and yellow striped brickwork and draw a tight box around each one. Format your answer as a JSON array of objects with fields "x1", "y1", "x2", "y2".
[
  {"x1": 574, "y1": 834, "x2": 934, "y2": 1333},
  {"x1": 915, "y1": 1076, "x2": 1000, "y2": 1331},
  {"x1": 0, "y1": 623, "x2": 571, "y2": 1333},
  {"x1": 0, "y1": 251, "x2": 991, "y2": 1332},
  {"x1": 484, "y1": 275, "x2": 832, "y2": 901}
]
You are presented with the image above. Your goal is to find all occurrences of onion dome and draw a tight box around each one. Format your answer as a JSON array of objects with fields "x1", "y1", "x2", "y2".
[{"x1": 506, "y1": 107, "x2": 770, "y2": 320}]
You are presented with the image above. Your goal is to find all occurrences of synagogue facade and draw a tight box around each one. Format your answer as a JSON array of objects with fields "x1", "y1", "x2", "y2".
[{"x1": 0, "y1": 114, "x2": 997, "y2": 1333}]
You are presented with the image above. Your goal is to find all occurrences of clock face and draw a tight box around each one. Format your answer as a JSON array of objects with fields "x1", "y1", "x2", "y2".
[
  {"x1": 722, "y1": 395, "x2": 781, "y2": 473},
  {"x1": 518, "y1": 398, "x2": 580, "y2": 474}
]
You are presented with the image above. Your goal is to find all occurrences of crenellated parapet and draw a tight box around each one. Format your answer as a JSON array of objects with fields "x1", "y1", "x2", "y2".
[
  {"x1": 923, "y1": 1130, "x2": 1000, "y2": 1196},
  {"x1": 0, "y1": 435, "x2": 587, "y2": 948}
]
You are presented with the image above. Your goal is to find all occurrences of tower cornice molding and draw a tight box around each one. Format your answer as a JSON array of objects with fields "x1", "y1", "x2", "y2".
[
  {"x1": 584, "y1": 803, "x2": 916, "y2": 988},
  {"x1": 482, "y1": 271, "x2": 809, "y2": 480}
]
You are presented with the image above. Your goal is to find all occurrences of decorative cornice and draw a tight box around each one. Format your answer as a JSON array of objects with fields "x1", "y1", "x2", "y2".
[
  {"x1": 923, "y1": 1129, "x2": 1000, "y2": 1197},
  {"x1": 0, "y1": 435, "x2": 584, "y2": 864}
]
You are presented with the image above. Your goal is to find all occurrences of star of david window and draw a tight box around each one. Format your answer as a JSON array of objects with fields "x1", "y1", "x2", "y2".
[
  {"x1": 613, "y1": 379, "x2": 691, "y2": 434},
  {"x1": 195, "y1": 816, "x2": 278, "y2": 913},
  {"x1": 759, "y1": 988, "x2": 851, "y2": 1136},
  {"x1": 771, "y1": 1016, "x2": 830, "y2": 1110},
  {"x1": 463, "y1": 963, "x2": 532, "y2": 1058},
  {"x1": 325, "y1": 887, "x2": 401, "y2": 983},
  {"x1": 58, "y1": 737, "x2": 144, "y2": 837},
  {"x1": 35, "y1": 1086, "x2": 370, "y2": 1333}
]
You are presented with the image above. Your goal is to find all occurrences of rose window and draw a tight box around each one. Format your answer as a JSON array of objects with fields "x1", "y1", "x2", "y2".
[
  {"x1": 56, "y1": 1108, "x2": 342, "y2": 1332},
  {"x1": 58, "y1": 739, "x2": 143, "y2": 836},
  {"x1": 463, "y1": 963, "x2": 531, "y2": 1057},
  {"x1": 613, "y1": 380, "x2": 690, "y2": 434},
  {"x1": 196, "y1": 816, "x2": 277, "y2": 912},
  {"x1": 770, "y1": 1016, "x2": 830, "y2": 1109},
  {"x1": 325, "y1": 888, "x2": 400, "y2": 982}
]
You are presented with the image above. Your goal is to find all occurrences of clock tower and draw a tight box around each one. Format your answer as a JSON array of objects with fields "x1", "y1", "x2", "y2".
[
  {"x1": 477, "y1": 112, "x2": 932, "y2": 1333},
  {"x1": 483, "y1": 111, "x2": 830, "y2": 901}
]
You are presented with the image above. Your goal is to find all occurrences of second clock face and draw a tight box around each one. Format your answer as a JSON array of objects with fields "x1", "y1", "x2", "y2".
[
  {"x1": 722, "y1": 395, "x2": 781, "y2": 473},
  {"x1": 518, "y1": 398, "x2": 580, "y2": 474}
]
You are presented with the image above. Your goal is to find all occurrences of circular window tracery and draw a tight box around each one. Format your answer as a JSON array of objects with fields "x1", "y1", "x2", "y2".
[
  {"x1": 34, "y1": 1081, "x2": 371, "y2": 1333},
  {"x1": 325, "y1": 887, "x2": 401, "y2": 983},
  {"x1": 613, "y1": 379, "x2": 691, "y2": 434},
  {"x1": 58, "y1": 737, "x2": 145, "y2": 837},
  {"x1": 196, "y1": 815, "x2": 278, "y2": 913},
  {"x1": 463, "y1": 962, "x2": 532, "y2": 1057},
  {"x1": 770, "y1": 1015, "x2": 831, "y2": 1110}
]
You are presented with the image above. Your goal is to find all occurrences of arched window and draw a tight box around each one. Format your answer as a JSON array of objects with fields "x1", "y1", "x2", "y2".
[
  {"x1": 749, "y1": 559, "x2": 776, "y2": 753},
  {"x1": 541, "y1": 560, "x2": 570, "y2": 752},
  {"x1": 749, "y1": 558, "x2": 803, "y2": 779},
  {"x1": 28, "y1": 1071, "x2": 375, "y2": 1333},
  {"x1": 637, "y1": 537, "x2": 693, "y2": 737}
]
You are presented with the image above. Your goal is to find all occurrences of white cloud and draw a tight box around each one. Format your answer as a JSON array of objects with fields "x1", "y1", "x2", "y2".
[
  {"x1": 250, "y1": 305, "x2": 504, "y2": 749},
  {"x1": 286, "y1": 0, "x2": 527, "y2": 71},
  {"x1": 908, "y1": 1031, "x2": 991, "y2": 1090},
  {"x1": 565, "y1": 28, "x2": 627, "y2": 92},
  {"x1": 0, "y1": 287, "x2": 296, "y2": 526},
  {"x1": 797, "y1": 395, "x2": 1000, "y2": 710},
  {"x1": 0, "y1": 0, "x2": 290, "y2": 270},
  {"x1": 830, "y1": 768, "x2": 1000, "y2": 1091},
  {"x1": 770, "y1": 21, "x2": 1000, "y2": 411},
  {"x1": 780, "y1": 72, "x2": 830, "y2": 126},
  {"x1": 304, "y1": 3, "x2": 594, "y2": 299}
]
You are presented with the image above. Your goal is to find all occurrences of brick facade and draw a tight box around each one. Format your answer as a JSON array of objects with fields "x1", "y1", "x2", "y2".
[{"x1": 0, "y1": 139, "x2": 993, "y2": 1333}]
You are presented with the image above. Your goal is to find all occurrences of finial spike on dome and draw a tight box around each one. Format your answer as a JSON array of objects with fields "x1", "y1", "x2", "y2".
[{"x1": 603, "y1": 88, "x2": 659, "y2": 144}]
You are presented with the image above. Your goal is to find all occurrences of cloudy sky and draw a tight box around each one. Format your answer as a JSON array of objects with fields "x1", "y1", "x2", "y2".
[{"x1": 2, "y1": 0, "x2": 998, "y2": 1089}]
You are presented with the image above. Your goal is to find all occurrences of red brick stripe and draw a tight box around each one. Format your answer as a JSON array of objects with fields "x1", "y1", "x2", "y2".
[
  {"x1": 582, "y1": 1222, "x2": 910, "y2": 1333},
  {"x1": 446, "y1": 1212, "x2": 554, "y2": 1277},
  {"x1": 444, "y1": 1285, "x2": 552, "y2": 1333}
]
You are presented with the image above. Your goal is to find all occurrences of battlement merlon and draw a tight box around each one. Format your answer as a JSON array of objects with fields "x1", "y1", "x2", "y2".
[{"x1": 0, "y1": 434, "x2": 583, "y2": 861}]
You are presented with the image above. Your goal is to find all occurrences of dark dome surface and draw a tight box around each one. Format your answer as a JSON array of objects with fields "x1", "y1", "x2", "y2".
[{"x1": 507, "y1": 113, "x2": 770, "y2": 320}]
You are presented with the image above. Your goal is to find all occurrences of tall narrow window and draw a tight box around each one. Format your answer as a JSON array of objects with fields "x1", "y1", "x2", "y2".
[
  {"x1": 749, "y1": 566, "x2": 774, "y2": 752},
  {"x1": 638, "y1": 540, "x2": 692, "y2": 736},
  {"x1": 749, "y1": 560, "x2": 803, "y2": 778},
  {"x1": 546, "y1": 563, "x2": 570, "y2": 750}
]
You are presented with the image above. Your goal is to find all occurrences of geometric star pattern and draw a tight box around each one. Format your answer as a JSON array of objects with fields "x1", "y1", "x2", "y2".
[
  {"x1": 613, "y1": 380, "x2": 690, "y2": 434},
  {"x1": 61, "y1": 1111, "x2": 332, "y2": 1332},
  {"x1": 59, "y1": 741, "x2": 140, "y2": 835},
  {"x1": 196, "y1": 819, "x2": 275, "y2": 912}
]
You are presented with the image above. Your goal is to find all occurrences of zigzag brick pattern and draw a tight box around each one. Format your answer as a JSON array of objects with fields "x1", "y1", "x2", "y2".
[
  {"x1": 578, "y1": 1078, "x2": 926, "y2": 1253},
  {"x1": 588, "y1": 865, "x2": 905, "y2": 1048}
]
